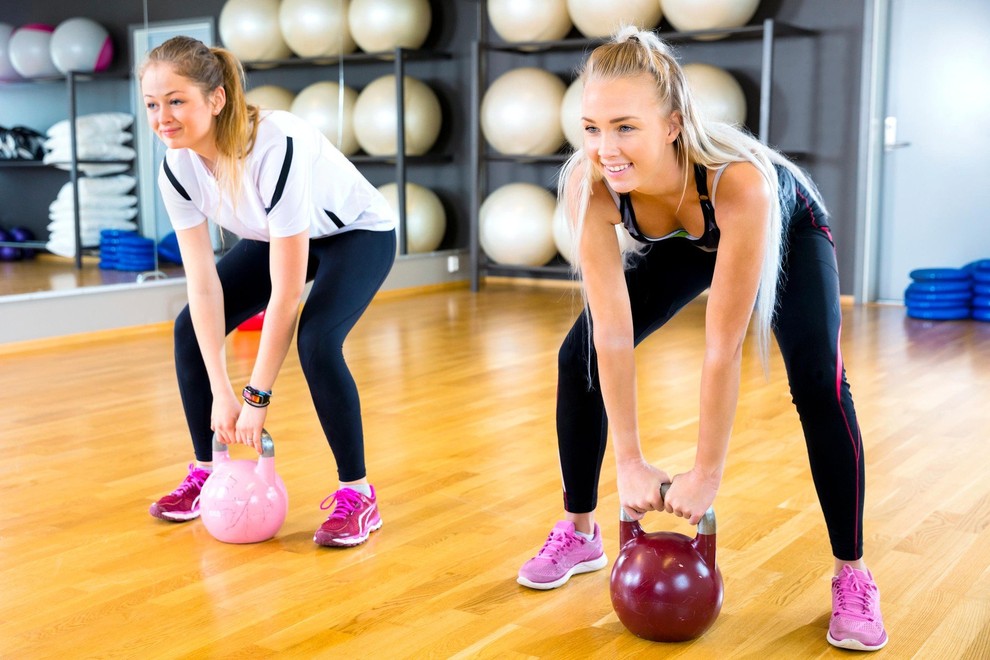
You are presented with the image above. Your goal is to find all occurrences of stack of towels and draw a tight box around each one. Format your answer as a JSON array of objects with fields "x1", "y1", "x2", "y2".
[{"x1": 43, "y1": 112, "x2": 138, "y2": 258}]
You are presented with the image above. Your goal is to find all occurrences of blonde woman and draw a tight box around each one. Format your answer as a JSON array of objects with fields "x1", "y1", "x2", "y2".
[
  {"x1": 142, "y1": 36, "x2": 395, "y2": 548},
  {"x1": 517, "y1": 28, "x2": 886, "y2": 651}
]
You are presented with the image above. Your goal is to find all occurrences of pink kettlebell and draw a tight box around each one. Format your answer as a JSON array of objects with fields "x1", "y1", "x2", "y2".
[{"x1": 199, "y1": 429, "x2": 288, "y2": 543}]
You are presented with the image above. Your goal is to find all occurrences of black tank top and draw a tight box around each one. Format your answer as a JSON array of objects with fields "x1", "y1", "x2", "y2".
[{"x1": 617, "y1": 163, "x2": 721, "y2": 252}]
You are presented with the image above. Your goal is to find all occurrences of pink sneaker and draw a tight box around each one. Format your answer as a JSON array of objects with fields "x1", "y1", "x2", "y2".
[
  {"x1": 149, "y1": 464, "x2": 211, "y2": 521},
  {"x1": 827, "y1": 565, "x2": 889, "y2": 651},
  {"x1": 313, "y1": 486, "x2": 382, "y2": 547},
  {"x1": 517, "y1": 521, "x2": 608, "y2": 590}
]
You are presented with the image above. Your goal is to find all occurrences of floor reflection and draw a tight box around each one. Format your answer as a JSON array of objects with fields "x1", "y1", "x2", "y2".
[{"x1": 0, "y1": 253, "x2": 185, "y2": 296}]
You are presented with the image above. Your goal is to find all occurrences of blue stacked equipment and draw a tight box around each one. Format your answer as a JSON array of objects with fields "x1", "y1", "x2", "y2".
[
  {"x1": 966, "y1": 259, "x2": 990, "y2": 322},
  {"x1": 904, "y1": 268, "x2": 971, "y2": 320},
  {"x1": 99, "y1": 229, "x2": 156, "y2": 271}
]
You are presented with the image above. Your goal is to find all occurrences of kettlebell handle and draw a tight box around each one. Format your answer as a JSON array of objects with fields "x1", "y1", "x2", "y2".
[
  {"x1": 619, "y1": 482, "x2": 716, "y2": 535},
  {"x1": 212, "y1": 428, "x2": 275, "y2": 458}
]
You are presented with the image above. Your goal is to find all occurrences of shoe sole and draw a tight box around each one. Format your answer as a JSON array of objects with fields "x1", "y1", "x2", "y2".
[
  {"x1": 517, "y1": 553, "x2": 609, "y2": 590},
  {"x1": 827, "y1": 631, "x2": 889, "y2": 651},
  {"x1": 314, "y1": 519, "x2": 383, "y2": 547},
  {"x1": 149, "y1": 506, "x2": 200, "y2": 522}
]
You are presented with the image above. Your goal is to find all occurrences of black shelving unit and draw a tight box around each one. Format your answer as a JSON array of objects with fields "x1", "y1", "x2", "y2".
[
  {"x1": 469, "y1": 12, "x2": 816, "y2": 291},
  {"x1": 243, "y1": 47, "x2": 454, "y2": 256},
  {"x1": 0, "y1": 69, "x2": 132, "y2": 268}
]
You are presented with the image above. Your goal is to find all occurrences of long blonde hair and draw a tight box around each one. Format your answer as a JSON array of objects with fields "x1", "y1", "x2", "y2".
[
  {"x1": 140, "y1": 35, "x2": 260, "y2": 209},
  {"x1": 560, "y1": 26, "x2": 825, "y2": 371}
]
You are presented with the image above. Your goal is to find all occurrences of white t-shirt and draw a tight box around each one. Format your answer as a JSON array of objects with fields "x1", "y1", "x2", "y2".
[{"x1": 158, "y1": 110, "x2": 394, "y2": 241}]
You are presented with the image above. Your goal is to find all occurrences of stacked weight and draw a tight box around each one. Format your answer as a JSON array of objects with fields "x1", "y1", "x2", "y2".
[
  {"x1": 904, "y1": 268, "x2": 972, "y2": 321},
  {"x1": 968, "y1": 260, "x2": 990, "y2": 322},
  {"x1": 98, "y1": 229, "x2": 155, "y2": 271}
]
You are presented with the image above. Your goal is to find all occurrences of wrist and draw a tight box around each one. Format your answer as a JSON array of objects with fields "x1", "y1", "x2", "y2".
[{"x1": 242, "y1": 385, "x2": 272, "y2": 408}]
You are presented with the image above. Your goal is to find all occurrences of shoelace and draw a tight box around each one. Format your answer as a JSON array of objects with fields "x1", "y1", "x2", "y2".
[
  {"x1": 834, "y1": 574, "x2": 878, "y2": 622},
  {"x1": 171, "y1": 468, "x2": 209, "y2": 497},
  {"x1": 320, "y1": 489, "x2": 363, "y2": 521},
  {"x1": 536, "y1": 529, "x2": 580, "y2": 565}
]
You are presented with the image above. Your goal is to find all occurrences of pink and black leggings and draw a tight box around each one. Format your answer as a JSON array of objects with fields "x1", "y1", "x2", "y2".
[{"x1": 556, "y1": 209, "x2": 866, "y2": 560}]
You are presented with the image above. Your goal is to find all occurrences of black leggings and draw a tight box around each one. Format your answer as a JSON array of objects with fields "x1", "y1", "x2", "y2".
[
  {"x1": 556, "y1": 218, "x2": 866, "y2": 560},
  {"x1": 174, "y1": 229, "x2": 396, "y2": 481}
]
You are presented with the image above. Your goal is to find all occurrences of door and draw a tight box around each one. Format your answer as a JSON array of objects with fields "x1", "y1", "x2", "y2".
[{"x1": 873, "y1": 0, "x2": 990, "y2": 302}]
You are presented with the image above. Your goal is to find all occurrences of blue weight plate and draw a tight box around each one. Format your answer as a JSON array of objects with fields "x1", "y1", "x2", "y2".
[
  {"x1": 905, "y1": 297, "x2": 970, "y2": 310},
  {"x1": 905, "y1": 280, "x2": 972, "y2": 295},
  {"x1": 972, "y1": 296, "x2": 990, "y2": 308},
  {"x1": 973, "y1": 270, "x2": 990, "y2": 283},
  {"x1": 973, "y1": 308, "x2": 990, "y2": 322},
  {"x1": 903, "y1": 288, "x2": 971, "y2": 302},
  {"x1": 906, "y1": 306, "x2": 971, "y2": 320},
  {"x1": 975, "y1": 283, "x2": 990, "y2": 295},
  {"x1": 910, "y1": 268, "x2": 971, "y2": 282},
  {"x1": 963, "y1": 259, "x2": 990, "y2": 272}
]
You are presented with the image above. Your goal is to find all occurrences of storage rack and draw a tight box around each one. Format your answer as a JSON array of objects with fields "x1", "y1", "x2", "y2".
[{"x1": 469, "y1": 15, "x2": 816, "y2": 291}]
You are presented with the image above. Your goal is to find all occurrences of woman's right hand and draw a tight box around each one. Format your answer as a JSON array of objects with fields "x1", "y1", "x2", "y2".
[
  {"x1": 210, "y1": 389, "x2": 242, "y2": 446},
  {"x1": 616, "y1": 457, "x2": 671, "y2": 520}
]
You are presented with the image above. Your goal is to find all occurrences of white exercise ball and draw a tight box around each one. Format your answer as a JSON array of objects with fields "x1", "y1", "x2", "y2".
[
  {"x1": 49, "y1": 18, "x2": 113, "y2": 75},
  {"x1": 279, "y1": 0, "x2": 356, "y2": 57},
  {"x1": 662, "y1": 0, "x2": 761, "y2": 38},
  {"x1": 482, "y1": 67, "x2": 566, "y2": 156},
  {"x1": 219, "y1": 0, "x2": 292, "y2": 62},
  {"x1": 0, "y1": 24, "x2": 20, "y2": 80},
  {"x1": 683, "y1": 62, "x2": 747, "y2": 126},
  {"x1": 378, "y1": 182, "x2": 447, "y2": 253},
  {"x1": 560, "y1": 77, "x2": 584, "y2": 151},
  {"x1": 9, "y1": 24, "x2": 59, "y2": 78},
  {"x1": 352, "y1": 74, "x2": 441, "y2": 156},
  {"x1": 290, "y1": 81, "x2": 359, "y2": 155},
  {"x1": 246, "y1": 84, "x2": 296, "y2": 111},
  {"x1": 348, "y1": 0, "x2": 431, "y2": 53},
  {"x1": 488, "y1": 0, "x2": 572, "y2": 43},
  {"x1": 566, "y1": 0, "x2": 662, "y2": 38},
  {"x1": 480, "y1": 183, "x2": 558, "y2": 267}
]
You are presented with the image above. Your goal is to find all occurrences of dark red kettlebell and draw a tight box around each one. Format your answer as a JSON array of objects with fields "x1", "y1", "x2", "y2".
[{"x1": 610, "y1": 483, "x2": 724, "y2": 642}]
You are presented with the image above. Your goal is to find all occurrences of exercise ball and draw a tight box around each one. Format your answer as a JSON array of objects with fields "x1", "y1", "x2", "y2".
[
  {"x1": 560, "y1": 77, "x2": 584, "y2": 151},
  {"x1": 352, "y1": 74, "x2": 441, "y2": 156},
  {"x1": 683, "y1": 63, "x2": 747, "y2": 126},
  {"x1": 219, "y1": 0, "x2": 292, "y2": 62},
  {"x1": 290, "y1": 81, "x2": 358, "y2": 155},
  {"x1": 50, "y1": 17, "x2": 113, "y2": 74},
  {"x1": 8, "y1": 24, "x2": 59, "y2": 78},
  {"x1": 0, "y1": 24, "x2": 19, "y2": 80},
  {"x1": 488, "y1": 0, "x2": 572, "y2": 43},
  {"x1": 246, "y1": 84, "x2": 296, "y2": 112},
  {"x1": 482, "y1": 67, "x2": 566, "y2": 156},
  {"x1": 348, "y1": 0, "x2": 431, "y2": 53},
  {"x1": 378, "y1": 182, "x2": 446, "y2": 253},
  {"x1": 480, "y1": 183, "x2": 558, "y2": 267},
  {"x1": 567, "y1": 0, "x2": 662, "y2": 38},
  {"x1": 279, "y1": 0, "x2": 356, "y2": 58},
  {"x1": 662, "y1": 0, "x2": 761, "y2": 38}
]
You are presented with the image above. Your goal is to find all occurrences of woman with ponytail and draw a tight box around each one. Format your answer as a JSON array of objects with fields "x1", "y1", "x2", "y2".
[
  {"x1": 142, "y1": 36, "x2": 395, "y2": 548},
  {"x1": 517, "y1": 27, "x2": 886, "y2": 651}
]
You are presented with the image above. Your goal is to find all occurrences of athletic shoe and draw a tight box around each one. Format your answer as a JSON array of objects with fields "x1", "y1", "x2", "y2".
[
  {"x1": 313, "y1": 486, "x2": 382, "y2": 547},
  {"x1": 517, "y1": 521, "x2": 608, "y2": 590},
  {"x1": 149, "y1": 464, "x2": 211, "y2": 522},
  {"x1": 827, "y1": 565, "x2": 889, "y2": 651}
]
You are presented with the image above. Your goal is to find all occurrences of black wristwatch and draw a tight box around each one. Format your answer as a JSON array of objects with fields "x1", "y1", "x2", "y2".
[{"x1": 242, "y1": 385, "x2": 272, "y2": 408}]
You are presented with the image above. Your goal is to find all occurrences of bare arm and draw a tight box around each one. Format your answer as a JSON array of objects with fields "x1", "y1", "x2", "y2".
[
  {"x1": 665, "y1": 162, "x2": 772, "y2": 523},
  {"x1": 234, "y1": 228, "x2": 309, "y2": 450},
  {"x1": 576, "y1": 178, "x2": 669, "y2": 517}
]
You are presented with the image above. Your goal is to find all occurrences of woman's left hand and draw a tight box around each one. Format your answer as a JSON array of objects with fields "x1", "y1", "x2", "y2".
[
  {"x1": 663, "y1": 468, "x2": 721, "y2": 525},
  {"x1": 235, "y1": 403, "x2": 268, "y2": 454}
]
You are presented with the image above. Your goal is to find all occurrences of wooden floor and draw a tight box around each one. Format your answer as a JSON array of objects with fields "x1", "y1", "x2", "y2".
[
  {"x1": 2, "y1": 283, "x2": 989, "y2": 658},
  {"x1": 0, "y1": 253, "x2": 185, "y2": 297}
]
